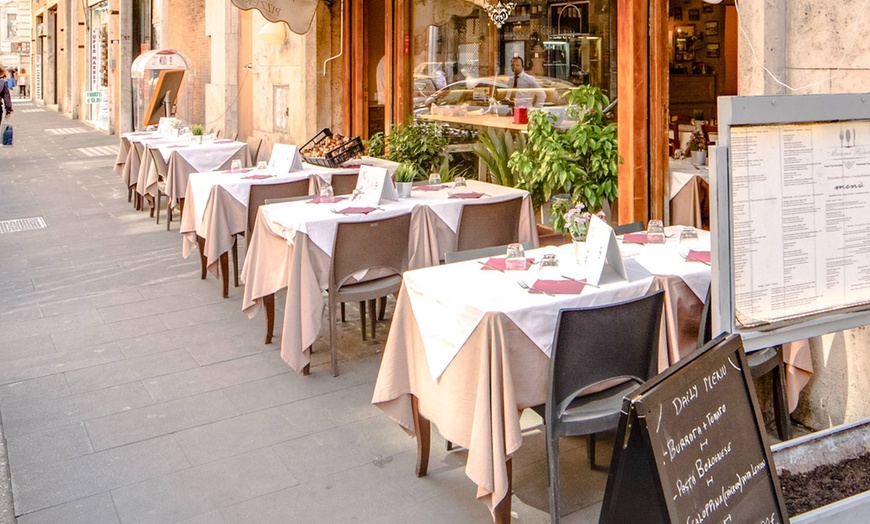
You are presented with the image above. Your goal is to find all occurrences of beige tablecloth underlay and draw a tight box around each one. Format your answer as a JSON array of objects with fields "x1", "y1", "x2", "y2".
[{"x1": 669, "y1": 175, "x2": 708, "y2": 230}]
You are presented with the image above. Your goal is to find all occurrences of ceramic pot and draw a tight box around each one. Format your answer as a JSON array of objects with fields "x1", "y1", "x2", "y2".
[
  {"x1": 691, "y1": 150, "x2": 707, "y2": 165},
  {"x1": 573, "y1": 240, "x2": 587, "y2": 265}
]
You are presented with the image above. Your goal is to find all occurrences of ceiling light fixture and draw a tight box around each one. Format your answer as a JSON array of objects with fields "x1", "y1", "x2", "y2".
[{"x1": 484, "y1": 1, "x2": 516, "y2": 28}]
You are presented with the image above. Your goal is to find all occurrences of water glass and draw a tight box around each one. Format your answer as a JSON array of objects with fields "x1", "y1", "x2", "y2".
[
  {"x1": 505, "y1": 243, "x2": 526, "y2": 271},
  {"x1": 230, "y1": 159, "x2": 243, "y2": 172},
  {"x1": 256, "y1": 160, "x2": 268, "y2": 171},
  {"x1": 428, "y1": 172, "x2": 442, "y2": 186},
  {"x1": 647, "y1": 219, "x2": 666, "y2": 244},
  {"x1": 320, "y1": 184, "x2": 335, "y2": 201},
  {"x1": 679, "y1": 226, "x2": 699, "y2": 247},
  {"x1": 453, "y1": 176, "x2": 467, "y2": 188}
]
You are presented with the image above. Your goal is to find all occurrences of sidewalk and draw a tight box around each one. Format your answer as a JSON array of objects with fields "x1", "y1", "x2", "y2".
[{"x1": 0, "y1": 104, "x2": 606, "y2": 523}]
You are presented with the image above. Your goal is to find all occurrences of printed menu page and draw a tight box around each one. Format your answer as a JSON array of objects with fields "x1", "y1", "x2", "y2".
[{"x1": 730, "y1": 121, "x2": 870, "y2": 327}]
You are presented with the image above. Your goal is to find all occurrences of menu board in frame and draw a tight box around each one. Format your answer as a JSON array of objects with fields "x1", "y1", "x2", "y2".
[{"x1": 142, "y1": 69, "x2": 185, "y2": 128}]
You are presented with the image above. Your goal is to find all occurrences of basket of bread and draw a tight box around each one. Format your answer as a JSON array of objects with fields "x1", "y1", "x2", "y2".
[{"x1": 299, "y1": 128, "x2": 364, "y2": 168}]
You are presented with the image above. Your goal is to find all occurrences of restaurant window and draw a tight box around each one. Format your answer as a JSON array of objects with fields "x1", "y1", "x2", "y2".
[
  {"x1": 409, "y1": 0, "x2": 615, "y2": 115},
  {"x1": 87, "y1": 1, "x2": 110, "y2": 131}
]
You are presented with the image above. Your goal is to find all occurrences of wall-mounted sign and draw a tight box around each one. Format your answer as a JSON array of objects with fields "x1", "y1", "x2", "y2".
[
  {"x1": 85, "y1": 91, "x2": 102, "y2": 104},
  {"x1": 230, "y1": 0, "x2": 319, "y2": 35}
]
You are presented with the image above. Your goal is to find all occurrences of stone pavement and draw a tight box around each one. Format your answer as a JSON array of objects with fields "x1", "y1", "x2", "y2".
[{"x1": 0, "y1": 104, "x2": 609, "y2": 523}]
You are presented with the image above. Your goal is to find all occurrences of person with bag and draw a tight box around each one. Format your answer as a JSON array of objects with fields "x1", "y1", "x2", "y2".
[{"x1": 0, "y1": 68, "x2": 13, "y2": 146}]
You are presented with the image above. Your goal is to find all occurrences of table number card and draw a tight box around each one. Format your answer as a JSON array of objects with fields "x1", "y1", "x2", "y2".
[
  {"x1": 584, "y1": 215, "x2": 628, "y2": 286},
  {"x1": 157, "y1": 117, "x2": 180, "y2": 136},
  {"x1": 268, "y1": 144, "x2": 303, "y2": 173},
  {"x1": 354, "y1": 165, "x2": 398, "y2": 206}
]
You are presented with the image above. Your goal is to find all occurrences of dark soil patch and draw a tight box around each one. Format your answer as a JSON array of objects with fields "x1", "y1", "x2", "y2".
[{"x1": 779, "y1": 452, "x2": 870, "y2": 515}]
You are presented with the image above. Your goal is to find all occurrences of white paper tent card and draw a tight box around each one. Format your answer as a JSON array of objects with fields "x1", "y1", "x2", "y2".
[
  {"x1": 268, "y1": 144, "x2": 303, "y2": 173},
  {"x1": 354, "y1": 165, "x2": 398, "y2": 206},
  {"x1": 157, "y1": 117, "x2": 180, "y2": 135},
  {"x1": 584, "y1": 215, "x2": 628, "y2": 286}
]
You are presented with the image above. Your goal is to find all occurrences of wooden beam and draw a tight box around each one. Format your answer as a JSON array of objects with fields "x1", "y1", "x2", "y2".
[
  {"x1": 617, "y1": 0, "x2": 650, "y2": 224},
  {"x1": 650, "y1": 0, "x2": 669, "y2": 221}
]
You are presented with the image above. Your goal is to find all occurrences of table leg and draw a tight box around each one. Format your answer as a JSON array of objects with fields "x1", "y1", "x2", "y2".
[
  {"x1": 264, "y1": 293, "x2": 275, "y2": 344},
  {"x1": 196, "y1": 236, "x2": 207, "y2": 280},
  {"x1": 219, "y1": 252, "x2": 230, "y2": 299},
  {"x1": 411, "y1": 395, "x2": 430, "y2": 478},
  {"x1": 493, "y1": 458, "x2": 513, "y2": 524},
  {"x1": 178, "y1": 197, "x2": 185, "y2": 224}
]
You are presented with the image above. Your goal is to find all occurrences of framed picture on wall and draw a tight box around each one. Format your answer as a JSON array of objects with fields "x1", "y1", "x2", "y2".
[
  {"x1": 688, "y1": 9, "x2": 700, "y2": 21},
  {"x1": 674, "y1": 25, "x2": 695, "y2": 61},
  {"x1": 705, "y1": 21, "x2": 719, "y2": 36},
  {"x1": 706, "y1": 43, "x2": 721, "y2": 58},
  {"x1": 702, "y1": 5, "x2": 714, "y2": 13},
  {"x1": 672, "y1": 7, "x2": 682, "y2": 21}
]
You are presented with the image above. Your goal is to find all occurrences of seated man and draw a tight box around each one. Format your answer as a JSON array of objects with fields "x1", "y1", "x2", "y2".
[{"x1": 507, "y1": 57, "x2": 545, "y2": 108}]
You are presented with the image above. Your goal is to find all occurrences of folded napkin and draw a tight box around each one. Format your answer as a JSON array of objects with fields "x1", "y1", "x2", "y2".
[
  {"x1": 214, "y1": 139, "x2": 234, "y2": 143},
  {"x1": 414, "y1": 185, "x2": 445, "y2": 191},
  {"x1": 308, "y1": 196, "x2": 347, "y2": 204},
  {"x1": 621, "y1": 233, "x2": 648, "y2": 245},
  {"x1": 687, "y1": 250, "x2": 711, "y2": 263},
  {"x1": 168, "y1": 144, "x2": 188, "y2": 149},
  {"x1": 481, "y1": 257, "x2": 534, "y2": 271},
  {"x1": 339, "y1": 206, "x2": 377, "y2": 215},
  {"x1": 230, "y1": 168, "x2": 254, "y2": 174},
  {"x1": 448, "y1": 192, "x2": 484, "y2": 199},
  {"x1": 528, "y1": 279, "x2": 586, "y2": 295},
  {"x1": 241, "y1": 174, "x2": 274, "y2": 180}
]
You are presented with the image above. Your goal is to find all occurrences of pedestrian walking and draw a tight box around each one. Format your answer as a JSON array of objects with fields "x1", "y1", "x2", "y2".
[
  {"x1": 17, "y1": 68, "x2": 26, "y2": 98},
  {"x1": 0, "y1": 68, "x2": 13, "y2": 145}
]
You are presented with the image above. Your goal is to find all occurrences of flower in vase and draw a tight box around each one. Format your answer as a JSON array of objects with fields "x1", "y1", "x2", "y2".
[{"x1": 564, "y1": 204, "x2": 607, "y2": 242}]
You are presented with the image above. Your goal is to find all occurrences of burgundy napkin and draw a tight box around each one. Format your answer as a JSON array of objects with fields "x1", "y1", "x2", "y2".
[
  {"x1": 214, "y1": 139, "x2": 234, "y2": 143},
  {"x1": 528, "y1": 279, "x2": 586, "y2": 295},
  {"x1": 231, "y1": 168, "x2": 254, "y2": 174},
  {"x1": 448, "y1": 192, "x2": 484, "y2": 199},
  {"x1": 687, "y1": 250, "x2": 711, "y2": 264},
  {"x1": 168, "y1": 144, "x2": 188, "y2": 149},
  {"x1": 339, "y1": 206, "x2": 377, "y2": 215},
  {"x1": 622, "y1": 233, "x2": 648, "y2": 245},
  {"x1": 414, "y1": 185, "x2": 445, "y2": 191},
  {"x1": 481, "y1": 257, "x2": 534, "y2": 271},
  {"x1": 241, "y1": 174, "x2": 274, "y2": 180},
  {"x1": 308, "y1": 196, "x2": 347, "y2": 204}
]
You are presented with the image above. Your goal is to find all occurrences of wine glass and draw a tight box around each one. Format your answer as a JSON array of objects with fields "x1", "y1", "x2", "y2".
[
  {"x1": 230, "y1": 159, "x2": 243, "y2": 172},
  {"x1": 505, "y1": 243, "x2": 526, "y2": 271},
  {"x1": 256, "y1": 160, "x2": 268, "y2": 171},
  {"x1": 647, "y1": 219, "x2": 666, "y2": 244}
]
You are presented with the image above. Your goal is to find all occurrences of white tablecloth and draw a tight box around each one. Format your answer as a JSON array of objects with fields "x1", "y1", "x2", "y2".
[{"x1": 669, "y1": 158, "x2": 709, "y2": 200}]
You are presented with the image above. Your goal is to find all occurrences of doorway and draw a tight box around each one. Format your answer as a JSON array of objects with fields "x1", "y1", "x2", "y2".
[{"x1": 346, "y1": 0, "x2": 389, "y2": 139}]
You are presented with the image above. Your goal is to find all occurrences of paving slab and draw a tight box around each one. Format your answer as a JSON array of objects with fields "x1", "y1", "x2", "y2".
[{"x1": 16, "y1": 493, "x2": 120, "y2": 524}]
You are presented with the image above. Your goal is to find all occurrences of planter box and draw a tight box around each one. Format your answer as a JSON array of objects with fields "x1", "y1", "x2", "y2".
[{"x1": 772, "y1": 417, "x2": 870, "y2": 523}]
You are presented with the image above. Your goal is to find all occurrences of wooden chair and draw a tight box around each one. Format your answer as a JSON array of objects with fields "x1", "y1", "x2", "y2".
[
  {"x1": 535, "y1": 291, "x2": 665, "y2": 522},
  {"x1": 454, "y1": 197, "x2": 524, "y2": 254},
  {"x1": 327, "y1": 213, "x2": 412, "y2": 375},
  {"x1": 148, "y1": 148, "x2": 173, "y2": 230},
  {"x1": 329, "y1": 172, "x2": 360, "y2": 196},
  {"x1": 245, "y1": 137, "x2": 263, "y2": 165},
  {"x1": 702, "y1": 124, "x2": 718, "y2": 146}
]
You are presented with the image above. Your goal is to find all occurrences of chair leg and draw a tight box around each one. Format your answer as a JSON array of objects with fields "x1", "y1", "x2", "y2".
[
  {"x1": 329, "y1": 296, "x2": 339, "y2": 377},
  {"x1": 220, "y1": 252, "x2": 230, "y2": 299},
  {"x1": 231, "y1": 238, "x2": 239, "y2": 287},
  {"x1": 547, "y1": 433, "x2": 562, "y2": 523},
  {"x1": 359, "y1": 301, "x2": 367, "y2": 341},
  {"x1": 154, "y1": 194, "x2": 160, "y2": 223},
  {"x1": 773, "y1": 363, "x2": 791, "y2": 441},
  {"x1": 341, "y1": 302, "x2": 346, "y2": 322},
  {"x1": 166, "y1": 199, "x2": 172, "y2": 231},
  {"x1": 127, "y1": 185, "x2": 133, "y2": 203},
  {"x1": 412, "y1": 395, "x2": 430, "y2": 477},
  {"x1": 446, "y1": 440, "x2": 454, "y2": 451},
  {"x1": 378, "y1": 296, "x2": 387, "y2": 320},
  {"x1": 196, "y1": 236, "x2": 207, "y2": 280},
  {"x1": 369, "y1": 298, "x2": 377, "y2": 340},
  {"x1": 264, "y1": 293, "x2": 275, "y2": 344},
  {"x1": 587, "y1": 433, "x2": 596, "y2": 469}
]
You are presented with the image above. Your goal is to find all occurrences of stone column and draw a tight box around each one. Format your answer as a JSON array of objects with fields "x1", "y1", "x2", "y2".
[
  {"x1": 204, "y1": 0, "x2": 239, "y2": 137},
  {"x1": 736, "y1": 0, "x2": 787, "y2": 96},
  {"x1": 116, "y1": 0, "x2": 132, "y2": 133}
]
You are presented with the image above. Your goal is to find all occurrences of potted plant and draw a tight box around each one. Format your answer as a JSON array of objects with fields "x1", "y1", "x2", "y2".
[
  {"x1": 191, "y1": 124, "x2": 204, "y2": 143},
  {"x1": 369, "y1": 119, "x2": 450, "y2": 175},
  {"x1": 472, "y1": 127, "x2": 527, "y2": 187},
  {"x1": 508, "y1": 85, "x2": 621, "y2": 228},
  {"x1": 552, "y1": 201, "x2": 607, "y2": 263},
  {"x1": 394, "y1": 162, "x2": 420, "y2": 198},
  {"x1": 685, "y1": 128, "x2": 707, "y2": 165}
]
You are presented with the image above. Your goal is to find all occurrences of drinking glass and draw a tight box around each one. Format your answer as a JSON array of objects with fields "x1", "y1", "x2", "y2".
[
  {"x1": 428, "y1": 172, "x2": 442, "y2": 186},
  {"x1": 256, "y1": 160, "x2": 268, "y2": 171},
  {"x1": 230, "y1": 159, "x2": 243, "y2": 172},
  {"x1": 505, "y1": 243, "x2": 526, "y2": 271},
  {"x1": 453, "y1": 176, "x2": 467, "y2": 188},
  {"x1": 320, "y1": 183, "x2": 334, "y2": 201},
  {"x1": 679, "y1": 226, "x2": 699, "y2": 247},
  {"x1": 647, "y1": 219, "x2": 666, "y2": 244}
]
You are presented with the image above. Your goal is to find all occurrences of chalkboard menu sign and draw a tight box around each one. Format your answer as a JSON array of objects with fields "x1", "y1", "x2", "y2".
[{"x1": 601, "y1": 334, "x2": 789, "y2": 524}]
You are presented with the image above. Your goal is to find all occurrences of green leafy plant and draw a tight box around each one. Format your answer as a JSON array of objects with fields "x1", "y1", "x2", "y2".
[
  {"x1": 509, "y1": 85, "x2": 621, "y2": 213},
  {"x1": 367, "y1": 132, "x2": 386, "y2": 158},
  {"x1": 437, "y1": 156, "x2": 472, "y2": 183},
  {"x1": 385, "y1": 119, "x2": 449, "y2": 174},
  {"x1": 473, "y1": 128, "x2": 527, "y2": 187},
  {"x1": 190, "y1": 124, "x2": 204, "y2": 136},
  {"x1": 692, "y1": 108, "x2": 706, "y2": 121},
  {"x1": 394, "y1": 162, "x2": 421, "y2": 183}
]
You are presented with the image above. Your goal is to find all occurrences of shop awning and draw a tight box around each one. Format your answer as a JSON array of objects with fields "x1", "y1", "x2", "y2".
[{"x1": 230, "y1": 0, "x2": 319, "y2": 35}]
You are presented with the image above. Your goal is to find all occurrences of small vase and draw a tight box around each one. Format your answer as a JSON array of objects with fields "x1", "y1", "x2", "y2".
[
  {"x1": 396, "y1": 182, "x2": 412, "y2": 198},
  {"x1": 573, "y1": 240, "x2": 588, "y2": 265},
  {"x1": 691, "y1": 150, "x2": 706, "y2": 165}
]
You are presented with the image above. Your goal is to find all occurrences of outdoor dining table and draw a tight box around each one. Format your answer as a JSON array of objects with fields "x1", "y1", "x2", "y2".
[
  {"x1": 371, "y1": 228, "x2": 713, "y2": 521},
  {"x1": 179, "y1": 163, "x2": 361, "y2": 286},
  {"x1": 239, "y1": 180, "x2": 538, "y2": 373},
  {"x1": 136, "y1": 138, "x2": 251, "y2": 207},
  {"x1": 115, "y1": 132, "x2": 182, "y2": 197}
]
